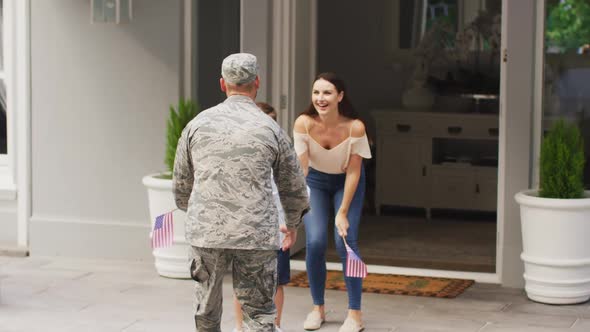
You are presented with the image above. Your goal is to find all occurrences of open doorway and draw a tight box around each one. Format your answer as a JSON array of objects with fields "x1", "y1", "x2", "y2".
[
  {"x1": 290, "y1": 0, "x2": 502, "y2": 274},
  {"x1": 191, "y1": 0, "x2": 240, "y2": 110}
]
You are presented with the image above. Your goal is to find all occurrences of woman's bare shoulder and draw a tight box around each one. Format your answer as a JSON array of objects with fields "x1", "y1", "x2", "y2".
[
  {"x1": 350, "y1": 119, "x2": 366, "y2": 138},
  {"x1": 294, "y1": 115, "x2": 312, "y2": 134}
]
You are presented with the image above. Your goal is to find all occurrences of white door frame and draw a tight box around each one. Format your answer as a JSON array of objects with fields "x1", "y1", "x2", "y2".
[
  {"x1": 4, "y1": 0, "x2": 32, "y2": 249},
  {"x1": 271, "y1": 0, "x2": 317, "y2": 133},
  {"x1": 271, "y1": 0, "x2": 292, "y2": 131},
  {"x1": 183, "y1": 0, "x2": 316, "y2": 133},
  {"x1": 531, "y1": 1, "x2": 546, "y2": 190},
  {"x1": 181, "y1": 0, "x2": 193, "y2": 100},
  {"x1": 495, "y1": 0, "x2": 538, "y2": 288},
  {"x1": 269, "y1": 0, "x2": 316, "y2": 255},
  {"x1": 15, "y1": 0, "x2": 32, "y2": 249}
]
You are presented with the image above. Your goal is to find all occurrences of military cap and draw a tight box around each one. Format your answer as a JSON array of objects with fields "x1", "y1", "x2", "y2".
[{"x1": 221, "y1": 53, "x2": 259, "y2": 84}]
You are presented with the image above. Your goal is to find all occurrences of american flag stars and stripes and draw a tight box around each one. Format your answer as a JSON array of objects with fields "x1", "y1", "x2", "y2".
[
  {"x1": 151, "y1": 211, "x2": 174, "y2": 248},
  {"x1": 344, "y1": 241, "x2": 368, "y2": 278}
]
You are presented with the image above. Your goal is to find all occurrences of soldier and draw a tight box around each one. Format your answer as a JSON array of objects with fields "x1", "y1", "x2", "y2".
[{"x1": 173, "y1": 53, "x2": 310, "y2": 332}]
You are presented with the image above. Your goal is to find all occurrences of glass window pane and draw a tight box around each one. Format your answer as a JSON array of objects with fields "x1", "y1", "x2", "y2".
[{"x1": 543, "y1": 0, "x2": 590, "y2": 189}]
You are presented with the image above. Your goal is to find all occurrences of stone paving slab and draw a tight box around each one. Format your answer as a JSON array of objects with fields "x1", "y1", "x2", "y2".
[{"x1": 1, "y1": 256, "x2": 589, "y2": 332}]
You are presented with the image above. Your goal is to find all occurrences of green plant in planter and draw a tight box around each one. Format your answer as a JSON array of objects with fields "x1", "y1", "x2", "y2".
[
  {"x1": 163, "y1": 99, "x2": 200, "y2": 179},
  {"x1": 540, "y1": 119, "x2": 585, "y2": 198}
]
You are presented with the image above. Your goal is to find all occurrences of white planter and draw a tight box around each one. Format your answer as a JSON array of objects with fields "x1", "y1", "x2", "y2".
[
  {"x1": 515, "y1": 190, "x2": 590, "y2": 304},
  {"x1": 142, "y1": 173, "x2": 190, "y2": 279}
]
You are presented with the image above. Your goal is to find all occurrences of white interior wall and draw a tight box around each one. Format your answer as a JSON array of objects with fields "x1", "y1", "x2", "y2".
[
  {"x1": 0, "y1": 201, "x2": 17, "y2": 246},
  {"x1": 29, "y1": 0, "x2": 181, "y2": 259}
]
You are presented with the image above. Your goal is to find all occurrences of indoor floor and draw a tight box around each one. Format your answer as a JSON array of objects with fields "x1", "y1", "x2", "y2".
[{"x1": 292, "y1": 211, "x2": 497, "y2": 273}]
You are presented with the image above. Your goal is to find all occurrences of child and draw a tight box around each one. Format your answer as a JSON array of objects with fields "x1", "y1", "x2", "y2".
[{"x1": 233, "y1": 102, "x2": 291, "y2": 332}]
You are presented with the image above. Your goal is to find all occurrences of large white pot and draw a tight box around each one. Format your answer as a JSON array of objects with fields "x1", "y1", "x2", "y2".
[
  {"x1": 142, "y1": 173, "x2": 190, "y2": 279},
  {"x1": 515, "y1": 190, "x2": 590, "y2": 304}
]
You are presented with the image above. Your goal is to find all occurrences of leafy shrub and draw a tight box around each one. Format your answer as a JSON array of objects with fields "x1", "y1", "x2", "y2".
[
  {"x1": 546, "y1": 0, "x2": 590, "y2": 51},
  {"x1": 540, "y1": 119, "x2": 585, "y2": 198},
  {"x1": 164, "y1": 100, "x2": 200, "y2": 176}
]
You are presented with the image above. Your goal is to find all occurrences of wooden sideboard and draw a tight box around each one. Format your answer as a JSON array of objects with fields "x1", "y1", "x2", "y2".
[{"x1": 372, "y1": 110, "x2": 499, "y2": 217}]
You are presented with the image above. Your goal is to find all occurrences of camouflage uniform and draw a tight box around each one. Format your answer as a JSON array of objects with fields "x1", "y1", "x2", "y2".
[
  {"x1": 189, "y1": 247, "x2": 277, "y2": 331},
  {"x1": 174, "y1": 94, "x2": 310, "y2": 332}
]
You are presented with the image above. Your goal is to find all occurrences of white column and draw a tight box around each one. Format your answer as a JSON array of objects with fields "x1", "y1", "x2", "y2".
[{"x1": 497, "y1": 0, "x2": 536, "y2": 288}]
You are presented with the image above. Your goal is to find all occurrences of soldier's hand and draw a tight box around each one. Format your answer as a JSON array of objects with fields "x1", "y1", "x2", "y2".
[{"x1": 281, "y1": 226, "x2": 297, "y2": 251}]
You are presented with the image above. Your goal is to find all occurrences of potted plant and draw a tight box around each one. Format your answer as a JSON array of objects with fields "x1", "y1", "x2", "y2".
[
  {"x1": 142, "y1": 99, "x2": 200, "y2": 278},
  {"x1": 515, "y1": 119, "x2": 590, "y2": 304}
]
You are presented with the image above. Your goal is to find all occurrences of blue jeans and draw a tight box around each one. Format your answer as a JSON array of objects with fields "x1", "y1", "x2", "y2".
[
  {"x1": 304, "y1": 166, "x2": 365, "y2": 310},
  {"x1": 277, "y1": 249, "x2": 291, "y2": 285}
]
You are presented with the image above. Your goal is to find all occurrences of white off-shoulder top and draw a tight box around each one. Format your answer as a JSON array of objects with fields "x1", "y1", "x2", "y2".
[{"x1": 293, "y1": 121, "x2": 372, "y2": 174}]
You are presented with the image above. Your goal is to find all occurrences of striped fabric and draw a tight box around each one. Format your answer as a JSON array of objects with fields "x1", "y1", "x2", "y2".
[
  {"x1": 345, "y1": 241, "x2": 367, "y2": 278},
  {"x1": 151, "y1": 211, "x2": 174, "y2": 248}
]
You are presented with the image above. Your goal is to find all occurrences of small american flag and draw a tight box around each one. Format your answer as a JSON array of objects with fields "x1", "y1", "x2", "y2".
[
  {"x1": 151, "y1": 211, "x2": 174, "y2": 248},
  {"x1": 344, "y1": 241, "x2": 367, "y2": 278}
]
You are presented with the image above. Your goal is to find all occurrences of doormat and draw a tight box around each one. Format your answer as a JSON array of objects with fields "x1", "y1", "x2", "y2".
[{"x1": 287, "y1": 271, "x2": 474, "y2": 298}]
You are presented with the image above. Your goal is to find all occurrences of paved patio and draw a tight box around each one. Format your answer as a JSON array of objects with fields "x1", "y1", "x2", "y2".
[{"x1": 0, "y1": 256, "x2": 589, "y2": 332}]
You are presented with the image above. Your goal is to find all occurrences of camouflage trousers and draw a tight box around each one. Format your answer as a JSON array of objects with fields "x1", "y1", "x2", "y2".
[{"x1": 189, "y1": 246, "x2": 278, "y2": 332}]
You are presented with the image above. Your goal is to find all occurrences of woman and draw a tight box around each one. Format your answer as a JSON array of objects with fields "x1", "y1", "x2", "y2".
[{"x1": 293, "y1": 73, "x2": 371, "y2": 332}]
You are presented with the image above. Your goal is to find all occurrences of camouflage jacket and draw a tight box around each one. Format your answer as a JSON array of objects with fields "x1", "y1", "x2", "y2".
[{"x1": 173, "y1": 95, "x2": 310, "y2": 250}]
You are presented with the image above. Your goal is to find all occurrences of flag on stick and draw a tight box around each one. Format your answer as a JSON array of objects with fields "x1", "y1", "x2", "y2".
[
  {"x1": 151, "y1": 210, "x2": 174, "y2": 248},
  {"x1": 343, "y1": 238, "x2": 367, "y2": 278}
]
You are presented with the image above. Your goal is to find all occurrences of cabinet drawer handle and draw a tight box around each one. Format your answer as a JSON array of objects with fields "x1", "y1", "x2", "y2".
[
  {"x1": 447, "y1": 126, "x2": 462, "y2": 135},
  {"x1": 488, "y1": 128, "x2": 499, "y2": 137},
  {"x1": 422, "y1": 166, "x2": 427, "y2": 176},
  {"x1": 396, "y1": 124, "x2": 412, "y2": 133},
  {"x1": 476, "y1": 183, "x2": 480, "y2": 193}
]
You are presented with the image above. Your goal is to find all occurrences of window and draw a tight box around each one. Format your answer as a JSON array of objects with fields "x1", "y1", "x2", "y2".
[
  {"x1": 0, "y1": 0, "x2": 6, "y2": 158},
  {"x1": 0, "y1": 0, "x2": 23, "y2": 198},
  {"x1": 543, "y1": 0, "x2": 590, "y2": 189}
]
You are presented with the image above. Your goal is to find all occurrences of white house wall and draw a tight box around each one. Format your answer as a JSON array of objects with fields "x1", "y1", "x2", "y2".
[
  {"x1": 0, "y1": 201, "x2": 17, "y2": 246},
  {"x1": 29, "y1": 0, "x2": 181, "y2": 259},
  {"x1": 17, "y1": 0, "x2": 538, "y2": 290}
]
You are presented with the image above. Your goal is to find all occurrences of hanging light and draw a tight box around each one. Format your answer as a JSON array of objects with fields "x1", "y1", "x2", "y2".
[{"x1": 91, "y1": 0, "x2": 133, "y2": 24}]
